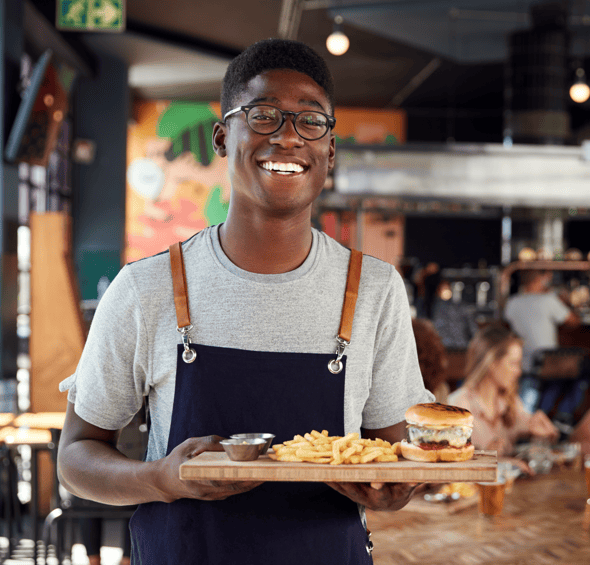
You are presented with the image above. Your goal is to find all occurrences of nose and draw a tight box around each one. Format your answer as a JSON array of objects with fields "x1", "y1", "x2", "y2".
[{"x1": 269, "y1": 114, "x2": 304, "y2": 147}]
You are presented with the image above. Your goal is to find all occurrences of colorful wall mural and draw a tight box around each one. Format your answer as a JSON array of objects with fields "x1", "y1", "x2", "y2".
[
  {"x1": 125, "y1": 100, "x2": 230, "y2": 262},
  {"x1": 125, "y1": 102, "x2": 406, "y2": 262},
  {"x1": 333, "y1": 107, "x2": 406, "y2": 145}
]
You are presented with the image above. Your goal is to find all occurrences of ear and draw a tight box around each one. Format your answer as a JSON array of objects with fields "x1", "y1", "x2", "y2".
[
  {"x1": 212, "y1": 121, "x2": 227, "y2": 158},
  {"x1": 327, "y1": 133, "x2": 336, "y2": 171}
]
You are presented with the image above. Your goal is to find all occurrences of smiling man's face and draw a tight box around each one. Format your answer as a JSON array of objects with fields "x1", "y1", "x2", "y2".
[{"x1": 214, "y1": 68, "x2": 335, "y2": 218}]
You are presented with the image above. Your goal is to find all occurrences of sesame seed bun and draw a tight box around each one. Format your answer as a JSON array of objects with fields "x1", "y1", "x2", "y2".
[{"x1": 404, "y1": 403, "x2": 474, "y2": 428}]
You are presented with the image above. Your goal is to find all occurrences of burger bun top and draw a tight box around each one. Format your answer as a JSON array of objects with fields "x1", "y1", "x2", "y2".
[{"x1": 405, "y1": 402, "x2": 473, "y2": 428}]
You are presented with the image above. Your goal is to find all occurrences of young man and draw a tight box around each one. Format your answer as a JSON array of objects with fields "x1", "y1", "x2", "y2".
[
  {"x1": 504, "y1": 269, "x2": 581, "y2": 417},
  {"x1": 57, "y1": 39, "x2": 433, "y2": 564}
]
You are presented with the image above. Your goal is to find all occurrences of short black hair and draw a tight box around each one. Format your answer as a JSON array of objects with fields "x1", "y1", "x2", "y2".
[{"x1": 220, "y1": 38, "x2": 335, "y2": 117}]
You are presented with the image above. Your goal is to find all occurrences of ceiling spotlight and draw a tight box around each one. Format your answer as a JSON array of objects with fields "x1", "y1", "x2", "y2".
[
  {"x1": 326, "y1": 15, "x2": 349, "y2": 56},
  {"x1": 570, "y1": 67, "x2": 590, "y2": 104}
]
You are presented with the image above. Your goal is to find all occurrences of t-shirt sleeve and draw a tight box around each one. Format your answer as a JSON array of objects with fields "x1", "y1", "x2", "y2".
[
  {"x1": 548, "y1": 292, "x2": 571, "y2": 325},
  {"x1": 503, "y1": 298, "x2": 515, "y2": 326},
  {"x1": 58, "y1": 265, "x2": 149, "y2": 430},
  {"x1": 361, "y1": 267, "x2": 435, "y2": 429}
]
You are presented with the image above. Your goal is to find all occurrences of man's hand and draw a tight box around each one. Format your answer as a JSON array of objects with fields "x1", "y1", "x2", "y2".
[
  {"x1": 325, "y1": 481, "x2": 419, "y2": 511},
  {"x1": 156, "y1": 435, "x2": 263, "y2": 502}
]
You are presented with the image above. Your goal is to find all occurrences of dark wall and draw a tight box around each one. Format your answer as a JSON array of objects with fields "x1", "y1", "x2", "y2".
[
  {"x1": 404, "y1": 216, "x2": 502, "y2": 268},
  {"x1": 72, "y1": 51, "x2": 128, "y2": 300},
  {"x1": 565, "y1": 219, "x2": 590, "y2": 257},
  {"x1": 1, "y1": 0, "x2": 23, "y2": 382}
]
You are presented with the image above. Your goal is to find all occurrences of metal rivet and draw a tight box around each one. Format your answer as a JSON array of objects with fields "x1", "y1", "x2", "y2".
[
  {"x1": 182, "y1": 348, "x2": 197, "y2": 363},
  {"x1": 328, "y1": 359, "x2": 343, "y2": 374}
]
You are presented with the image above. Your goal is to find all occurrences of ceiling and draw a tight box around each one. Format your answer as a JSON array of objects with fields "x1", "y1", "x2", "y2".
[{"x1": 28, "y1": 0, "x2": 590, "y2": 134}]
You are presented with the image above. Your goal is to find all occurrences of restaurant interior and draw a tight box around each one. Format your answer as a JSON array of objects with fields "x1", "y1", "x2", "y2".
[{"x1": 1, "y1": 0, "x2": 590, "y2": 563}]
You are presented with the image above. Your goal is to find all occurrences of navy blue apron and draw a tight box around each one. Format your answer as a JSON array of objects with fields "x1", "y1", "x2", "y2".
[{"x1": 129, "y1": 243, "x2": 372, "y2": 564}]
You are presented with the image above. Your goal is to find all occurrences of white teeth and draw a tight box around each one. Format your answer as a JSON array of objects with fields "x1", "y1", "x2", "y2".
[{"x1": 261, "y1": 161, "x2": 304, "y2": 173}]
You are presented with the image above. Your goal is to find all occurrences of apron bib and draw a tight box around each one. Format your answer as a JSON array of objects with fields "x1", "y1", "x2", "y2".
[{"x1": 130, "y1": 243, "x2": 372, "y2": 564}]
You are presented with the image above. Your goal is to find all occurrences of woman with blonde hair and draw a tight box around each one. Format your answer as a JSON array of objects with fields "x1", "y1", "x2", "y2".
[{"x1": 448, "y1": 324, "x2": 558, "y2": 458}]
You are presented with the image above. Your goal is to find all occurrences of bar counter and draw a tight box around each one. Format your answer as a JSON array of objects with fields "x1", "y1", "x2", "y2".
[{"x1": 366, "y1": 468, "x2": 590, "y2": 564}]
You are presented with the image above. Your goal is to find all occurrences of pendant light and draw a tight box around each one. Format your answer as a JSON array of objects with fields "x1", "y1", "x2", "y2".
[
  {"x1": 326, "y1": 15, "x2": 349, "y2": 56},
  {"x1": 570, "y1": 67, "x2": 590, "y2": 103}
]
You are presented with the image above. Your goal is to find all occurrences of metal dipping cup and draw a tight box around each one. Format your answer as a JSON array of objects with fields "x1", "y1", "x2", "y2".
[
  {"x1": 221, "y1": 438, "x2": 267, "y2": 461},
  {"x1": 230, "y1": 433, "x2": 276, "y2": 455}
]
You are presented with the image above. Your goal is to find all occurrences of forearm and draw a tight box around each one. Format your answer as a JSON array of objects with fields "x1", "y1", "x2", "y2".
[{"x1": 58, "y1": 438, "x2": 166, "y2": 506}]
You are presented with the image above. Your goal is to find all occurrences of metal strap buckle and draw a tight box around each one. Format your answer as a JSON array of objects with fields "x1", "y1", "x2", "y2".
[
  {"x1": 328, "y1": 337, "x2": 349, "y2": 374},
  {"x1": 366, "y1": 529, "x2": 374, "y2": 555},
  {"x1": 177, "y1": 325, "x2": 196, "y2": 364}
]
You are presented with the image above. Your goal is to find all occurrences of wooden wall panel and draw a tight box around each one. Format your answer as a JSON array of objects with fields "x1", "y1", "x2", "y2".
[
  {"x1": 30, "y1": 212, "x2": 87, "y2": 515},
  {"x1": 30, "y1": 211, "x2": 87, "y2": 412}
]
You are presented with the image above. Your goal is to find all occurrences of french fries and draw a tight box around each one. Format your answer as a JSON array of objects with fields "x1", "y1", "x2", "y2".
[{"x1": 269, "y1": 430, "x2": 401, "y2": 465}]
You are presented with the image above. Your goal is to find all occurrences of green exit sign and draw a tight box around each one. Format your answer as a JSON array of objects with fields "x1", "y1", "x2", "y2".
[{"x1": 57, "y1": 0, "x2": 125, "y2": 32}]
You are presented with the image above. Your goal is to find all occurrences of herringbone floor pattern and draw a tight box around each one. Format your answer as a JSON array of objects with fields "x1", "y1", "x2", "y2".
[{"x1": 367, "y1": 468, "x2": 590, "y2": 565}]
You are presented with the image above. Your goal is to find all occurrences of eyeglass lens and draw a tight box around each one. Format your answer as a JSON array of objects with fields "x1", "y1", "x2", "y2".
[{"x1": 247, "y1": 105, "x2": 329, "y2": 139}]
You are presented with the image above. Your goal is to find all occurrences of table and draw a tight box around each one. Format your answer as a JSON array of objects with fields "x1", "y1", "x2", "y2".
[
  {"x1": 366, "y1": 468, "x2": 590, "y2": 564},
  {"x1": 0, "y1": 412, "x2": 65, "y2": 549}
]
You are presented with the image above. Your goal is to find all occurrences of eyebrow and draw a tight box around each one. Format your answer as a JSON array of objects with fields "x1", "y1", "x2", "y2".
[{"x1": 246, "y1": 96, "x2": 328, "y2": 113}]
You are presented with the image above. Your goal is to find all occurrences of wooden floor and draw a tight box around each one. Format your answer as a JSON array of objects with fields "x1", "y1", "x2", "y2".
[{"x1": 366, "y1": 467, "x2": 590, "y2": 565}]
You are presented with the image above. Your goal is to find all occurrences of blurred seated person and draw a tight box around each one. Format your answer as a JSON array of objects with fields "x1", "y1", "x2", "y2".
[
  {"x1": 431, "y1": 279, "x2": 478, "y2": 349},
  {"x1": 503, "y1": 269, "x2": 581, "y2": 418},
  {"x1": 448, "y1": 324, "x2": 558, "y2": 471},
  {"x1": 411, "y1": 318, "x2": 450, "y2": 403}
]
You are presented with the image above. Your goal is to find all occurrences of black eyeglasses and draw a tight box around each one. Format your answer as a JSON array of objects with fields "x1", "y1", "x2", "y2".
[{"x1": 223, "y1": 104, "x2": 336, "y2": 140}]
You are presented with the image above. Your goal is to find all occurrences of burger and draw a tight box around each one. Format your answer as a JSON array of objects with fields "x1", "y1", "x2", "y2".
[{"x1": 400, "y1": 402, "x2": 474, "y2": 462}]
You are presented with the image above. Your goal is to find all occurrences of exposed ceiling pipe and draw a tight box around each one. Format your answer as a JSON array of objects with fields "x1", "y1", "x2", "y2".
[
  {"x1": 389, "y1": 58, "x2": 441, "y2": 107},
  {"x1": 278, "y1": 0, "x2": 304, "y2": 39}
]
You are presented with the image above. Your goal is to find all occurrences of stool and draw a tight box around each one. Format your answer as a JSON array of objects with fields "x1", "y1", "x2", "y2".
[{"x1": 42, "y1": 502, "x2": 136, "y2": 564}]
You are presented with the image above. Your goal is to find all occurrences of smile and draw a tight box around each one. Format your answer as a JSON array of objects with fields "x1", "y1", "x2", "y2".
[{"x1": 259, "y1": 161, "x2": 307, "y2": 175}]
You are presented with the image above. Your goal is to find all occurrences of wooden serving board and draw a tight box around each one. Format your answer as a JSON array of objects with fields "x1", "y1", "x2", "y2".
[{"x1": 180, "y1": 450, "x2": 497, "y2": 483}]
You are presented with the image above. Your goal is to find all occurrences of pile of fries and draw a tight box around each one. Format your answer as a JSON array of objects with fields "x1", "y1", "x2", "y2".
[
  {"x1": 269, "y1": 430, "x2": 401, "y2": 465},
  {"x1": 438, "y1": 482, "x2": 477, "y2": 498}
]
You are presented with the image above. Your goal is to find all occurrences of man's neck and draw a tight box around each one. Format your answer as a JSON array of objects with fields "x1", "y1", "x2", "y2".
[
  {"x1": 523, "y1": 284, "x2": 547, "y2": 294},
  {"x1": 219, "y1": 210, "x2": 314, "y2": 274}
]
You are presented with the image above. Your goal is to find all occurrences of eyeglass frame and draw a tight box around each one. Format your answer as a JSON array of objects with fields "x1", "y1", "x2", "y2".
[{"x1": 222, "y1": 104, "x2": 336, "y2": 140}]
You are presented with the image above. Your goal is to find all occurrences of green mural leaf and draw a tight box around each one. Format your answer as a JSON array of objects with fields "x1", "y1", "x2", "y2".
[
  {"x1": 157, "y1": 102, "x2": 219, "y2": 167},
  {"x1": 204, "y1": 185, "x2": 229, "y2": 226}
]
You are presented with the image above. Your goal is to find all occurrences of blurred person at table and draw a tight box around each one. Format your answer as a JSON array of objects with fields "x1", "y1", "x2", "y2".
[
  {"x1": 503, "y1": 269, "x2": 581, "y2": 419},
  {"x1": 412, "y1": 318, "x2": 450, "y2": 403},
  {"x1": 448, "y1": 324, "x2": 558, "y2": 468},
  {"x1": 56, "y1": 38, "x2": 434, "y2": 565}
]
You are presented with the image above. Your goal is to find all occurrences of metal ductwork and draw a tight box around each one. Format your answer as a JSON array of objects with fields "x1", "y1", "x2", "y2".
[{"x1": 506, "y1": 2, "x2": 571, "y2": 145}]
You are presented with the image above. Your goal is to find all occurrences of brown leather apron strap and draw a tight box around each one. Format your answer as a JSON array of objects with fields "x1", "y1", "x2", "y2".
[
  {"x1": 169, "y1": 242, "x2": 191, "y2": 329},
  {"x1": 337, "y1": 249, "x2": 363, "y2": 343}
]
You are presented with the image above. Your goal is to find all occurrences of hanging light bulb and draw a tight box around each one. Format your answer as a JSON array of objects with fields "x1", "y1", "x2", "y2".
[
  {"x1": 326, "y1": 15, "x2": 349, "y2": 56},
  {"x1": 570, "y1": 67, "x2": 590, "y2": 103}
]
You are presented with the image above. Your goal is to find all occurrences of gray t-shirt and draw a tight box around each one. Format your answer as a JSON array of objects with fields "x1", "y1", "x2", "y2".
[
  {"x1": 60, "y1": 225, "x2": 433, "y2": 462},
  {"x1": 504, "y1": 292, "x2": 571, "y2": 372}
]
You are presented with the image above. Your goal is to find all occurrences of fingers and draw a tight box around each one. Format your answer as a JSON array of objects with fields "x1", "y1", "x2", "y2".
[{"x1": 183, "y1": 435, "x2": 225, "y2": 459}]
